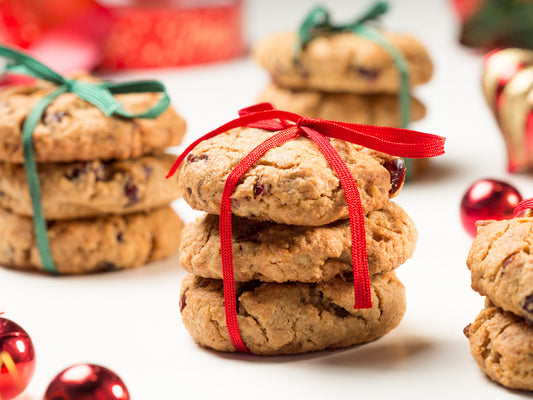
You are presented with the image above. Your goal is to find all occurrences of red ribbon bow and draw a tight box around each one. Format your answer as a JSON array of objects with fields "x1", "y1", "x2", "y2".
[
  {"x1": 168, "y1": 103, "x2": 445, "y2": 353},
  {"x1": 513, "y1": 198, "x2": 533, "y2": 217}
]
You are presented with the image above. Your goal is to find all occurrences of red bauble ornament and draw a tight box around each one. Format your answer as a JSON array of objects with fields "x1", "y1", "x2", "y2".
[
  {"x1": 0, "y1": 317, "x2": 36, "y2": 400},
  {"x1": 461, "y1": 179, "x2": 522, "y2": 237},
  {"x1": 44, "y1": 364, "x2": 130, "y2": 400}
]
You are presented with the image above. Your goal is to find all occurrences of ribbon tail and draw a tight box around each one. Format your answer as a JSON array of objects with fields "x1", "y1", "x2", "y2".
[
  {"x1": 302, "y1": 126, "x2": 372, "y2": 309},
  {"x1": 219, "y1": 127, "x2": 300, "y2": 352},
  {"x1": 22, "y1": 85, "x2": 68, "y2": 274}
]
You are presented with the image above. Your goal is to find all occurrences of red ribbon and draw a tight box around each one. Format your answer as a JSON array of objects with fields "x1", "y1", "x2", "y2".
[
  {"x1": 513, "y1": 198, "x2": 533, "y2": 217},
  {"x1": 168, "y1": 103, "x2": 445, "y2": 353}
]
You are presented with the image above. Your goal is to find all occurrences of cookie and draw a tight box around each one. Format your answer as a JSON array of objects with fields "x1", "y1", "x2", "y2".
[
  {"x1": 0, "y1": 79, "x2": 186, "y2": 163},
  {"x1": 0, "y1": 206, "x2": 183, "y2": 274},
  {"x1": 253, "y1": 31, "x2": 433, "y2": 94},
  {"x1": 465, "y1": 304, "x2": 533, "y2": 391},
  {"x1": 179, "y1": 271, "x2": 405, "y2": 355},
  {"x1": 179, "y1": 201, "x2": 417, "y2": 282},
  {"x1": 467, "y1": 217, "x2": 533, "y2": 322},
  {"x1": 176, "y1": 127, "x2": 405, "y2": 226},
  {"x1": 258, "y1": 82, "x2": 426, "y2": 126},
  {"x1": 0, "y1": 154, "x2": 179, "y2": 220}
]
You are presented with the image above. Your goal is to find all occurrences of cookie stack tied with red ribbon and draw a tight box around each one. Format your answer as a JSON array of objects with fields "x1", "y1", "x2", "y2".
[
  {"x1": 170, "y1": 103, "x2": 445, "y2": 355},
  {"x1": 0, "y1": 46, "x2": 186, "y2": 275},
  {"x1": 465, "y1": 198, "x2": 533, "y2": 391},
  {"x1": 253, "y1": 2, "x2": 433, "y2": 178}
]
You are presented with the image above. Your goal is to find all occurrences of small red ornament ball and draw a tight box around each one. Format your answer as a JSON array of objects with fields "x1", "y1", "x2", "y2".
[
  {"x1": 0, "y1": 317, "x2": 36, "y2": 400},
  {"x1": 44, "y1": 364, "x2": 130, "y2": 400},
  {"x1": 461, "y1": 179, "x2": 522, "y2": 237}
]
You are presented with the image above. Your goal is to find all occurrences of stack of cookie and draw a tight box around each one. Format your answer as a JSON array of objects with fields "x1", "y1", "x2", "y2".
[
  {"x1": 465, "y1": 216, "x2": 533, "y2": 390},
  {"x1": 0, "y1": 78, "x2": 187, "y2": 274},
  {"x1": 177, "y1": 126, "x2": 418, "y2": 355},
  {"x1": 252, "y1": 27, "x2": 433, "y2": 174}
]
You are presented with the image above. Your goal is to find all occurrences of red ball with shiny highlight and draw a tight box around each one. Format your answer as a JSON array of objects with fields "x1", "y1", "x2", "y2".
[
  {"x1": 461, "y1": 178, "x2": 522, "y2": 237},
  {"x1": 44, "y1": 364, "x2": 129, "y2": 400},
  {"x1": 0, "y1": 317, "x2": 36, "y2": 400}
]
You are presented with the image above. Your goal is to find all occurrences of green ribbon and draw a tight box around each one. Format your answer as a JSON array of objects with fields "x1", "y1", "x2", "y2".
[
  {"x1": 0, "y1": 46, "x2": 171, "y2": 274},
  {"x1": 295, "y1": 1, "x2": 413, "y2": 178}
]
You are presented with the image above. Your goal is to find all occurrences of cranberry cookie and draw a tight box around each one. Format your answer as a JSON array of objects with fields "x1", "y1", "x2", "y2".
[
  {"x1": 175, "y1": 127, "x2": 406, "y2": 226},
  {"x1": 467, "y1": 217, "x2": 533, "y2": 322},
  {"x1": 253, "y1": 31, "x2": 433, "y2": 94},
  {"x1": 180, "y1": 271, "x2": 405, "y2": 355},
  {"x1": 0, "y1": 206, "x2": 183, "y2": 274},
  {"x1": 465, "y1": 303, "x2": 533, "y2": 391},
  {"x1": 0, "y1": 154, "x2": 179, "y2": 220},
  {"x1": 180, "y1": 201, "x2": 417, "y2": 282},
  {"x1": 0, "y1": 79, "x2": 186, "y2": 163},
  {"x1": 258, "y1": 82, "x2": 426, "y2": 126}
]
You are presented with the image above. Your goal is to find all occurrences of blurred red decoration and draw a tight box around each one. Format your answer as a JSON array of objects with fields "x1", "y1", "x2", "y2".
[
  {"x1": 0, "y1": 0, "x2": 244, "y2": 73},
  {"x1": 482, "y1": 48, "x2": 533, "y2": 173},
  {"x1": 100, "y1": 1, "x2": 244, "y2": 69},
  {"x1": 0, "y1": 317, "x2": 36, "y2": 400},
  {"x1": 460, "y1": 179, "x2": 522, "y2": 237},
  {"x1": 44, "y1": 364, "x2": 130, "y2": 400}
]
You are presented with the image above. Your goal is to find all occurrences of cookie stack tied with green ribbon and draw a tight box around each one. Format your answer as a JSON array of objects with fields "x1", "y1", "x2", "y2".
[
  {"x1": 464, "y1": 199, "x2": 533, "y2": 391},
  {"x1": 253, "y1": 2, "x2": 433, "y2": 178},
  {"x1": 174, "y1": 104, "x2": 429, "y2": 355},
  {"x1": 0, "y1": 47, "x2": 186, "y2": 275}
]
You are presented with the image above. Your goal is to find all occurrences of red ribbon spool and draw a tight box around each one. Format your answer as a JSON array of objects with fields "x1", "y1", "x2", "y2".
[{"x1": 168, "y1": 103, "x2": 445, "y2": 353}]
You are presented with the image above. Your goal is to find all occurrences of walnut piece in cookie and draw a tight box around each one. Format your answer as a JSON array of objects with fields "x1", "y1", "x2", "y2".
[
  {"x1": 467, "y1": 217, "x2": 533, "y2": 322},
  {"x1": 175, "y1": 127, "x2": 405, "y2": 226},
  {"x1": 253, "y1": 31, "x2": 433, "y2": 94},
  {"x1": 179, "y1": 271, "x2": 405, "y2": 355}
]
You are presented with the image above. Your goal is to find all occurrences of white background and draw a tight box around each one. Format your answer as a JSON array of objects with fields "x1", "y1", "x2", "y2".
[{"x1": 3, "y1": 0, "x2": 533, "y2": 398}]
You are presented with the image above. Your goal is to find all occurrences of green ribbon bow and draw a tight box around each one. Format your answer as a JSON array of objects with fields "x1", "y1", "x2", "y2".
[
  {"x1": 295, "y1": 2, "x2": 412, "y2": 176},
  {"x1": 0, "y1": 45, "x2": 172, "y2": 274}
]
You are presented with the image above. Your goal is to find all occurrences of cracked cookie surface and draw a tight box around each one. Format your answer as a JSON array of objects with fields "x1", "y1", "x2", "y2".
[
  {"x1": 465, "y1": 304, "x2": 533, "y2": 391},
  {"x1": 258, "y1": 82, "x2": 426, "y2": 126},
  {"x1": 0, "y1": 79, "x2": 186, "y2": 163},
  {"x1": 175, "y1": 127, "x2": 404, "y2": 226},
  {"x1": 467, "y1": 217, "x2": 533, "y2": 322},
  {"x1": 179, "y1": 271, "x2": 405, "y2": 355},
  {"x1": 0, "y1": 206, "x2": 183, "y2": 274},
  {"x1": 180, "y1": 201, "x2": 417, "y2": 282},
  {"x1": 0, "y1": 154, "x2": 179, "y2": 220},
  {"x1": 253, "y1": 31, "x2": 433, "y2": 94}
]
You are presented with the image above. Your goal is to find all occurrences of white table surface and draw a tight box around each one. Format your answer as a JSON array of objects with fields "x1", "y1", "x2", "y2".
[{"x1": 4, "y1": 0, "x2": 533, "y2": 398}]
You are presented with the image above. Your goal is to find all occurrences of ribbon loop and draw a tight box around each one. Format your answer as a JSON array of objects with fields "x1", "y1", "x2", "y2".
[
  {"x1": 513, "y1": 198, "x2": 533, "y2": 218},
  {"x1": 0, "y1": 45, "x2": 172, "y2": 274},
  {"x1": 168, "y1": 103, "x2": 445, "y2": 352}
]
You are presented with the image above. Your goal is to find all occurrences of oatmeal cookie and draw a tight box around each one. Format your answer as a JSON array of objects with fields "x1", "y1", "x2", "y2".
[
  {"x1": 0, "y1": 206, "x2": 183, "y2": 274},
  {"x1": 176, "y1": 127, "x2": 405, "y2": 226},
  {"x1": 0, "y1": 154, "x2": 179, "y2": 219},
  {"x1": 179, "y1": 271, "x2": 405, "y2": 355},
  {"x1": 253, "y1": 31, "x2": 433, "y2": 94},
  {"x1": 465, "y1": 304, "x2": 533, "y2": 391},
  {"x1": 180, "y1": 201, "x2": 417, "y2": 282},
  {"x1": 0, "y1": 79, "x2": 186, "y2": 163}
]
